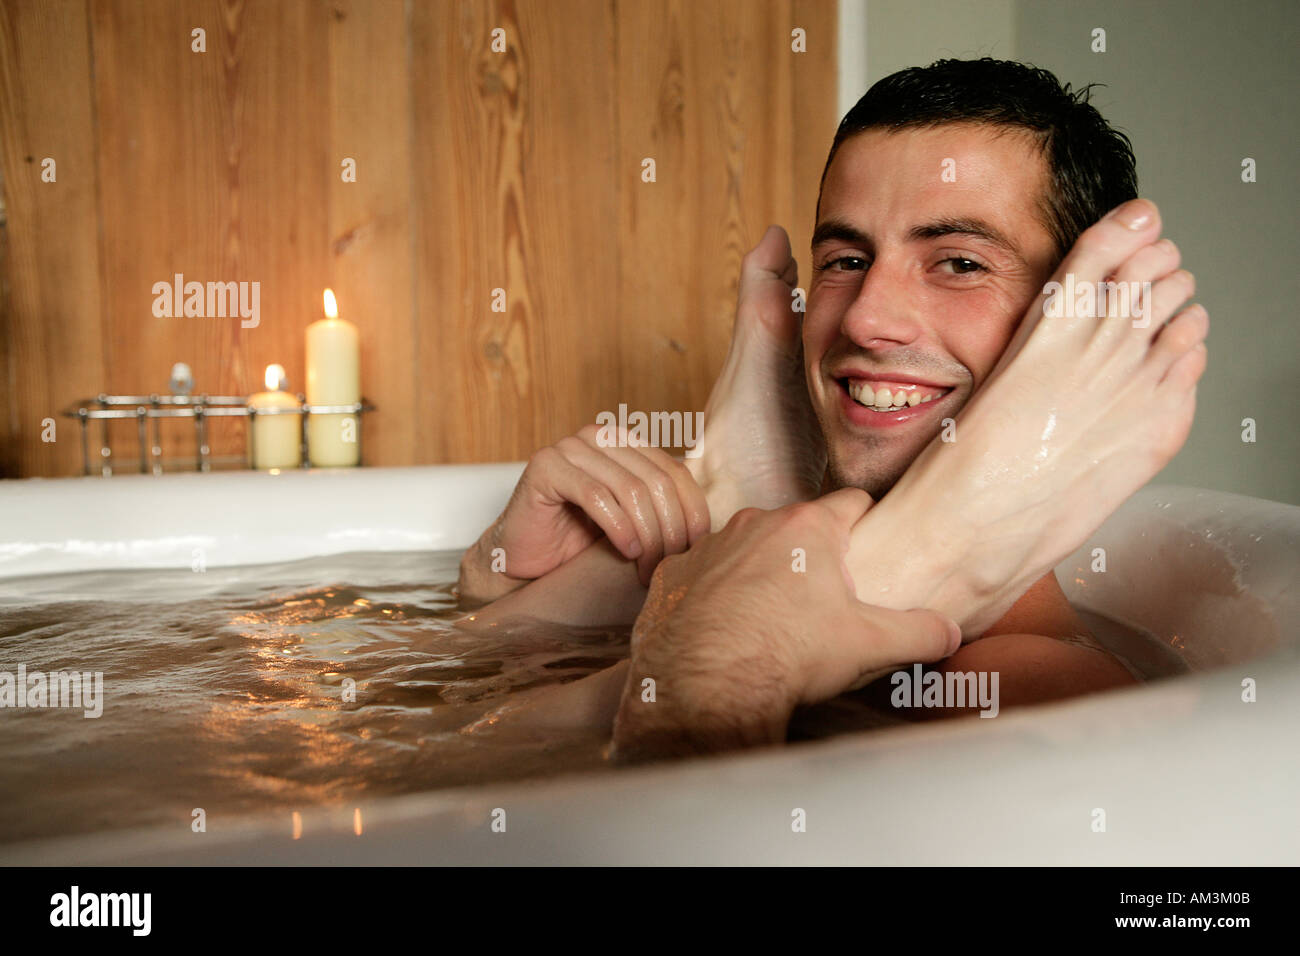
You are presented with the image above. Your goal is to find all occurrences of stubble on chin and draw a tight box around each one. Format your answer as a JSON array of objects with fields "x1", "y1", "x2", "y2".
[{"x1": 823, "y1": 449, "x2": 900, "y2": 502}]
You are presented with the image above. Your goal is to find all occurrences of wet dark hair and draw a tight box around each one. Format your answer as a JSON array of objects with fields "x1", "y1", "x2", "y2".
[{"x1": 818, "y1": 57, "x2": 1139, "y2": 262}]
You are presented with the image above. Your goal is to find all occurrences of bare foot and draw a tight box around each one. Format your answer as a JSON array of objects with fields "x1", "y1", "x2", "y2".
[
  {"x1": 848, "y1": 200, "x2": 1208, "y2": 634},
  {"x1": 688, "y1": 225, "x2": 827, "y2": 528}
]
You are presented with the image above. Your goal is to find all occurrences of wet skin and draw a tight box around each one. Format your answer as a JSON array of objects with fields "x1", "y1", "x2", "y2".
[
  {"x1": 807, "y1": 124, "x2": 1061, "y2": 500},
  {"x1": 459, "y1": 100, "x2": 1215, "y2": 756},
  {"x1": 804, "y1": 125, "x2": 1133, "y2": 696}
]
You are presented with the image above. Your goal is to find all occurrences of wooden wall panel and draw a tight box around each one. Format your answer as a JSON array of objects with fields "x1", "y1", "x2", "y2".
[
  {"x1": 0, "y1": 0, "x2": 837, "y2": 477},
  {"x1": 90, "y1": 0, "x2": 331, "y2": 468},
  {"x1": 0, "y1": 0, "x2": 106, "y2": 478},
  {"x1": 790, "y1": 0, "x2": 838, "y2": 263},
  {"x1": 411, "y1": 0, "x2": 619, "y2": 463},
  {"x1": 616, "y1": 0, "x2": 837, "y2": 421},
  {"x1": 327, "y1": 0, "x2": 416, "y2": 467}
]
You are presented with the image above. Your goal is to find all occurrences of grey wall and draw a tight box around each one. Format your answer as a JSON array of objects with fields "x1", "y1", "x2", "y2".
[{"x1": 841, "y1": 0, "x2": 1298, "y2": 504}]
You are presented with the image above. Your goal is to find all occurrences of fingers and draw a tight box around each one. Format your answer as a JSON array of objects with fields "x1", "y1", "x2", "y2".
[
  {"x1": 574, "y1": 426, "x2": 710, "y2": 584},
  {"x1": 530, "y1": 445, "x2": 644, "y2": 560},
  {"x1": 720, "y1": 492, "x2": 874, "y2": 593},
  {"x1": 814, "y1": 487, "x2": 874, "y2": 529},
  {"x1": 801, "y1": 603, "x2": 961, "y2": 704},
  {"x1": 539, "y1": 439, "x2": 656, "y2": 564},
  {"x1": 856, "y1": 605, "x2": 963, "y2": 664},
  {"x1": 591, "y1": 444, "x2": 685, "y2": 566},
  {"x1": 599, "y1": 434, "x2": 712, "y2": 546},
  {"x1": 556, "y1": 434, "x2": 670, "y2": 579}
]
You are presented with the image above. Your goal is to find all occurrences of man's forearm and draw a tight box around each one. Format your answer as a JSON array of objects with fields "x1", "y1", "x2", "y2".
[
  {"x1": 456, "y1": 480, "x2": 969, "y2": 632},
  {"x1": 455, "y1": 537, "x2": 648, "y2": 631},
  {"x1": 456, "y1": 521, "x2": 532, "y2": 608},
  {"x1": 455, "y1": 456, "x2": 736, "y2": 630}
]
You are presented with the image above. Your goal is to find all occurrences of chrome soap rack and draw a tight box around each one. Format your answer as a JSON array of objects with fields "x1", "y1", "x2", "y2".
[{"x1": 60, "y1": 365, "x2": 374, "y2": 476}]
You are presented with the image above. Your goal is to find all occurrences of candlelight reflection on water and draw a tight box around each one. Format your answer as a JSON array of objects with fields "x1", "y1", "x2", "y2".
[
  {"x1": 0, "y1": 550, "x2": 628, "y2": 844},
  {"x1": 0, "y1": 549, "x2": 1177, "y2": 846}
]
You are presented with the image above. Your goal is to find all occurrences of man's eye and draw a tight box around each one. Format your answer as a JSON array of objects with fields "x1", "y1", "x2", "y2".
[
  {"x1": 822, "y1": 256, "x2": 867, "y2": 272},
  {"x1": 940, "y1": 257, "x2": 987, "y2": 275}
]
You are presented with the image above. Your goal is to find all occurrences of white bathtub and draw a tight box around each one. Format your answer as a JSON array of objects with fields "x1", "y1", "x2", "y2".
[{"x1": 1, "y1": 466, "x2": 1296, "y2": 864}]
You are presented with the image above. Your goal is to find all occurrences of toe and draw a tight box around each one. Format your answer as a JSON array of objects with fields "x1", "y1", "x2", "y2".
[
  {"x1": 1151, "y1": 304, "x2": 1209, "y2": 385},
  {"x1": 1159, "y1": 340, "x2": 1208, "y2": 392}
]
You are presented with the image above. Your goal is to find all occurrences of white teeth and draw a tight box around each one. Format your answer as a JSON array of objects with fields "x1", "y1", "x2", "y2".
[{"x1": 847, "y1": 380, "x2": 945, "y2": 410}]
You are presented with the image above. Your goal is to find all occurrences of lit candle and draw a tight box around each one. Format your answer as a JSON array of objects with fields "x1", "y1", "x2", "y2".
[
  {"x1": 305, "y1": 289, "x2": 360, "y2": 466},
  {"x1": 247, "y1": 364, "x2": 302, "y2": 470}
]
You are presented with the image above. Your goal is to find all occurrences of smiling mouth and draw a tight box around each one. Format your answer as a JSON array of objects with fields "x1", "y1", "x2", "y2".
[{"x1": 836, "y1": 377, "x2": 954, "y2": 412}]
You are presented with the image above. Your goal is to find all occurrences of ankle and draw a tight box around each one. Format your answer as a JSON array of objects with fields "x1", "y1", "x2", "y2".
[{"x1": 685, "y1": 451, "x2": 743, "y2": 532}]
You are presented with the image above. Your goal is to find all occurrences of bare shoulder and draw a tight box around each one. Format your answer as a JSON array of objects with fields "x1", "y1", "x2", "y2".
[
  {"x1": 943, "y1": 631, "x2": 1136, "y2": 709},
  {"x1": 981, "y1": 569, "x2": 1087, "y2": 641},
  {"x1": 942, "y1": 569, "x2": 1136, "y2": 708}
]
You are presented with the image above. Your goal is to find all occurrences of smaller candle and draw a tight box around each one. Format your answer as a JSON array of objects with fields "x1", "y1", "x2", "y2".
[{"x1": 248, "y1": 364, "x2": 302, "y2": 470}]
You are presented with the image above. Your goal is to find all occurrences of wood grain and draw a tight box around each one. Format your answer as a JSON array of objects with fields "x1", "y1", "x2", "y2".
[
  {"x1": 0, "y1": 0, "x2": 837, "y2": 477},
  {"x1": 411, "y1": 0, "x2": 621, "y2": 463},
  {"x1": 0, "y1": 0, "x2": 106, "y2": 477},
  {"x1": 327, "y1": 0, "x2": 416, "y2": 467},
  {"x1": 90, "y1": 0, "x2": 330, "y2": 469},
  {"x1": 616, "y1": 0, "x2": 838, "y2": 426}
]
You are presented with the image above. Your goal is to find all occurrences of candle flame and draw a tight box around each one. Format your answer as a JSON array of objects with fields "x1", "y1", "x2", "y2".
[
  {"x1": 264, "y1": 363, "x2": 287, "y2": 391},
  {"x1": 323, "y1": 288, "x2": 338, "y2": 319}
]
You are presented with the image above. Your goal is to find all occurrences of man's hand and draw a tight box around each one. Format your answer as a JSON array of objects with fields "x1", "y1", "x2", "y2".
[
  {"x1": 457, "y1": 423, "x2": 712, "y2": 606},
  {"x1": 459, "y1": 224, "x2": 821, "y2": 616},
  {"x1": 611, "y1": 488, "x2": 960, "y2": 761}
]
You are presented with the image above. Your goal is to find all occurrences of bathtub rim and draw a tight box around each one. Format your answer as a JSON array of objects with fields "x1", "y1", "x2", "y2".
[
  {"x1": 1, "y1": 639, "x2": 1295, "y2": 866},
  {"x1": 1, "y1": 466, "x2": 1297, "y2": 864}
]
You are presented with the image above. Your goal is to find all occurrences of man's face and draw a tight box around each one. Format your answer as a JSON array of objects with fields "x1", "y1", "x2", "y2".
[{"x1": 805, "y1": 124, "x2": 1060, "y2": 499}]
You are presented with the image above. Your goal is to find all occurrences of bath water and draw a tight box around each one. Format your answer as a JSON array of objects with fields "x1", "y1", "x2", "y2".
[
  {"x1": 0, "y1": 550, "x2": 1177, "y2": 845},
  {"x1": 0, "y1": 551, "x2": 628, "y2": 844}
]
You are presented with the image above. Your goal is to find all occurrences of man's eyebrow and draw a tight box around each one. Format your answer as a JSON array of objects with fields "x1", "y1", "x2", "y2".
[
  {"x1": 811, "y1": 218, "x2": 870, "y2": 249},
  {"x1": 908, "y1": 217, "x2": 1025, "y2": 262},
  {"x1": 811, "y1": 215, "x2": 1026, "y2": 264}
]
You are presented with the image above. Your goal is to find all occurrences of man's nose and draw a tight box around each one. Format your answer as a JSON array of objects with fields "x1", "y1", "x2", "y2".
[{"x1": 839, "y1": 259, "x2": 925, "y2": 350}]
